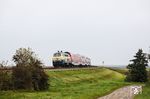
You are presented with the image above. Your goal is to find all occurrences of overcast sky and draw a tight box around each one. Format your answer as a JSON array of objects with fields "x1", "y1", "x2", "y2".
[{"x1": 0, "y1": 0, "x2": 150, "y2": 66}]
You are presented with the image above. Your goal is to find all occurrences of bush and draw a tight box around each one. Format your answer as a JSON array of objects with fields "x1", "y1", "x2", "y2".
[
  {"x1": 0, "y1": 62, "x2": 12, "y2": 90},
  {"x1": 12, "y1": 65, "x2": 32, "y2": 90},
  {"x1": 12, "y1": 48, "x2": 49, "y2": 90}
]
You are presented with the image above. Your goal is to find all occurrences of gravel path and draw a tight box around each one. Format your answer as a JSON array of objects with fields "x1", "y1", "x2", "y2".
[{"x1": 98, "y1": 85, "x2": 142, "y2": 99}]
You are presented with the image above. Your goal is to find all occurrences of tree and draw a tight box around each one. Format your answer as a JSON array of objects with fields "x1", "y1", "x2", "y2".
[
  {"x1": 126, "y1": 49, "x2": 148, "y2": 82},
  {"x1": 12, "y1": 48, "x2": 49, "y2": 90}
]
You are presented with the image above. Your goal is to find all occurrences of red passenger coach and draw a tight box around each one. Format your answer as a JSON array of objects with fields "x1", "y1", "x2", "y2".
[{"x1": 70, "y1": 54, "x2": 81, "y2": 65}]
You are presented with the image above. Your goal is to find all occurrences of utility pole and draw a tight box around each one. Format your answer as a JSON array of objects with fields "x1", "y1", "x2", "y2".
[{"x1": 102, "y1": 61, "x2": 104, "y2": 66}]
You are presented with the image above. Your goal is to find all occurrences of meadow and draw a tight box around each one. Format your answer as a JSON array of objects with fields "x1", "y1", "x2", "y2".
[{"x1": 0, "y1": 67, "x2": 133, "y2": 99}]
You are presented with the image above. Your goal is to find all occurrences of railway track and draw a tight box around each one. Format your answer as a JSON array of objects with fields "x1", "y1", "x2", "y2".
[{"x1": 0, "y1": 66, "x2": 99, "y2": 71}]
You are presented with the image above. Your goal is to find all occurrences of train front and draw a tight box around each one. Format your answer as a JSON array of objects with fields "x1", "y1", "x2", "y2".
[
  {"x1": 52, "y1": 51, "x2": 71, "y2": 68},
  {"x1": 52, "y1": 52, "x2": 63, "y2": 67}
]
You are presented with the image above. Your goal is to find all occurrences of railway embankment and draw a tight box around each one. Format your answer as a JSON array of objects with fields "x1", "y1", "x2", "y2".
[{"x1": 0, "y1": 67, "x2": 135, "y2": 99}]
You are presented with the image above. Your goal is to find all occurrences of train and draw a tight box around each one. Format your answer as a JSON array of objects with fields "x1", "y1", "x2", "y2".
[{"x1": 52, "y1": 51, "x2": 91, "y2": 68}]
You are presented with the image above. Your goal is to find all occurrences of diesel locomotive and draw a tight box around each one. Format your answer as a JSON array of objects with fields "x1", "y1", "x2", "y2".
[{"x1": 52, "y1": 51, "x2": 91, "y2": 68}]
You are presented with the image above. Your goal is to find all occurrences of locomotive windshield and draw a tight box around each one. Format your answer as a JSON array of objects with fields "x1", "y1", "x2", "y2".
[{"x1": 54, "y1": 53, "x2": 61, "y2": 57}]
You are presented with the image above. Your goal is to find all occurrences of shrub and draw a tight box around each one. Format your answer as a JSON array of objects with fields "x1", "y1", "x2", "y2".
[
  {"x1": 0, "y1": 62, "x2": 12, "y2": 90},
  {"x1": 12, "y1": 48, "x2": 49, "y2": 90}
]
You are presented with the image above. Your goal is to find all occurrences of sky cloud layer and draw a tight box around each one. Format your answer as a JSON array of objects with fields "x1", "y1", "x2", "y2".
[{"x1": 0, "y1": 0, "x2": 150, "y2": 66}]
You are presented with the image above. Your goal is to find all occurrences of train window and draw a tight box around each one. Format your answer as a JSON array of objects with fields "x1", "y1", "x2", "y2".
[{"x1": 65, "y1": 54, "x2": 69, "y2": 57}]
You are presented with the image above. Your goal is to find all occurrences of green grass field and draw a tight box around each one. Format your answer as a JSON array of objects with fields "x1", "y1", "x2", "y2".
[
  {"x1": 105, "y1": 67, "x2": 128, "y2": 75},
  {"x1": 0, "y1": 67, "x2": 132, "y2": 99}
]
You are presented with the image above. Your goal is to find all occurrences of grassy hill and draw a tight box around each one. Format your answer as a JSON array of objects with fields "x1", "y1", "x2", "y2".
[{"x1": 0, "y1": 67, "x2": 132, "y2": 99}]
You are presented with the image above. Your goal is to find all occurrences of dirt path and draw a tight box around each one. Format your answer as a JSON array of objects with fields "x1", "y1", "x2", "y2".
[{"x1": 98, "y1": 85, "x2": 142, "y2": 99}]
